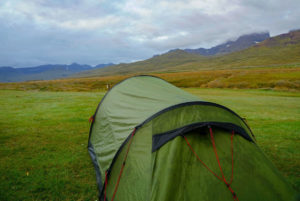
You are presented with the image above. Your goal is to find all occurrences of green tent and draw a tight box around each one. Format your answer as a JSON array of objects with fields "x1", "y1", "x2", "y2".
[{"x1": 88, "y1": 75, "x2": 296, "y2": 201}]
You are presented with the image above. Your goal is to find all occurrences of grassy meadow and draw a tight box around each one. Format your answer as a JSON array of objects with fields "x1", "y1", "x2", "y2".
[
  {"x1": 0, "y1": 88, "x2": 299, "y2": 200},
  {"x1": 1, "y1": 66, "x2": 300, "y2": 92}
]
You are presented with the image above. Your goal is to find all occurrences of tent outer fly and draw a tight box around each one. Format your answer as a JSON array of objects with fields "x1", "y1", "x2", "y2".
[{"x1": 88, "y1": 75, "x2": 297, "y2": 201}]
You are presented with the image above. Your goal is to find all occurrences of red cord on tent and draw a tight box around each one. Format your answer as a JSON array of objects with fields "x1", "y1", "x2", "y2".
[
  {"x1": 89, "y1": 115, "x2": 94, "y2": 123},
  {"x1": 209, "y1": 127, "x2": 227, "y2": 182},
  {"x1": 184, "y1": 136, "x2": 222, "y2": 181},
  {"x1": 104, "y1": 171, "x2": 108, "y2": 201},
  {"x1": 184, "y1": 127, "x2": 238, "y2": 201},
  {"x1": 110, "y1": 128, "x2": 137, "y2": 201},
  {"x1": 209, "y1": 127, "x2": 238, "y2": 201}
]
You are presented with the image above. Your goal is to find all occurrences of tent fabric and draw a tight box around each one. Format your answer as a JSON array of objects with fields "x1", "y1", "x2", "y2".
[
  {"x1": 89, "y1": 76, "x2": 201, "y2": 178},
  {"x1": 88, "y1": 75, "x2": 297, "y2": 201}
]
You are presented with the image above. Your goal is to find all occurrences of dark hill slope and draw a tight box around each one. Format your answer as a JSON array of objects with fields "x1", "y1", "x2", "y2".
[
  {"x1": 0, "y1": 63, "x2": 114, "y2": 82},
  {"x1": 184, "y1": 32, "x2": 270, "y2": 55},
  {"x1": 76, "y1": 50, "x2": 205, "y2": 77}
]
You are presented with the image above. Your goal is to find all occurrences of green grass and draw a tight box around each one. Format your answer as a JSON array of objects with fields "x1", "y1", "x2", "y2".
[
  {"x1": 0, "y1": 90, "x2": 105, "y2": 201},
  {"x1": 0, "y1": 89, "x2": 299, "y2": 200}
]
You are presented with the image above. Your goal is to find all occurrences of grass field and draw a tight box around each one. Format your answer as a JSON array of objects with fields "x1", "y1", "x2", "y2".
[{"x1": 0, "y1": 88, "x2": 299, "y2": 200}]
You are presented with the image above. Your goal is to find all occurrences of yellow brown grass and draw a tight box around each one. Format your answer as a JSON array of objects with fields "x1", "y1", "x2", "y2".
[{"x1": 1, "y1": 67, "x2": 300, "y2": 92}]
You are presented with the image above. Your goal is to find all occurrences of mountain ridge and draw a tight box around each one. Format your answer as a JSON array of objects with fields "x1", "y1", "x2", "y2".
[
  {"x1": 74, "y1": 30, "x2": 300, "y2": 78},
  {"x1": 0, "y1": 63, "x2": 114, "y2": 82},
  {"x1": 183, "y1": 32, "x2": 270, "y2": 55},
  {"x1": 2, "y1": 30, "x2": 300, "y2": 82}
]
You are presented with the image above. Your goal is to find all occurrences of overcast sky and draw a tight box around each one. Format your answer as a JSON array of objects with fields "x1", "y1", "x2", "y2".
[{"x1": 0, "y1": 0, "x2": 299, "y2": 67}]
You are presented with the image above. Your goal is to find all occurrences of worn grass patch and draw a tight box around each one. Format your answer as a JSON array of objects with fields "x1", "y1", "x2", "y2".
[{"x1": 0, "y1": 89, "x2": 299, "y2": 200}]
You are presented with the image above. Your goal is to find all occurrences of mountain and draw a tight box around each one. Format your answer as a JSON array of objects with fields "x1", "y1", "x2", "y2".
[
  {"x1": 0, "y1": 63, "x2": 114, "y2": 82},
  {"x1": 74, "y1": 30, "x2": 300, "y2": 77},
  {"x1": 74, "y1": 50, "x2": 205, "y2": 78},
  {"x1": 184, "y1": 32, "x2": 270, "y2": 55},
  {"x1": 95, "y1": 63, "x2": 115, "y2": 68}
]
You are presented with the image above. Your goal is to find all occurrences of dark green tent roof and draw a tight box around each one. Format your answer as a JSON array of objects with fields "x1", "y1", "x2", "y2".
[{"x1": 89, "y1": 76, "x2": 201, "y2": 172}]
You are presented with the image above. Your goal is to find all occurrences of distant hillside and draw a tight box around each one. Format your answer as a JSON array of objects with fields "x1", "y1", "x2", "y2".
[
  {"x1": 94, "y1": 63, "x2": 114, "y2": 68},
  {"x1": 0, "y1": 63, "x2": 114, "y2": 82},
  {"x1": 74, "y1": 50, "x2": 205, "y2": 77},
  {"x1": 184, "y1": 32, "x2": 270, "y2": 55},
  {"x1": 75, "y1": 30, "x2": 300, "y2": 78}
]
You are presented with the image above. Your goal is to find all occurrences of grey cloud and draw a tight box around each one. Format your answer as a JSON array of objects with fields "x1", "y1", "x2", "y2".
[{"x1": 0, "y1": 0, "x2": 299, "y2": 67}]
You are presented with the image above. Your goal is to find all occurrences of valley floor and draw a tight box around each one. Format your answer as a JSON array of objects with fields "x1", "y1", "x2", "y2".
[
  {"x1": 1, "y1": 66, "x2": 300, "y2": 92},
  {"x1": 0, "y1": 88, "x2": 299, "y2": 200}
]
